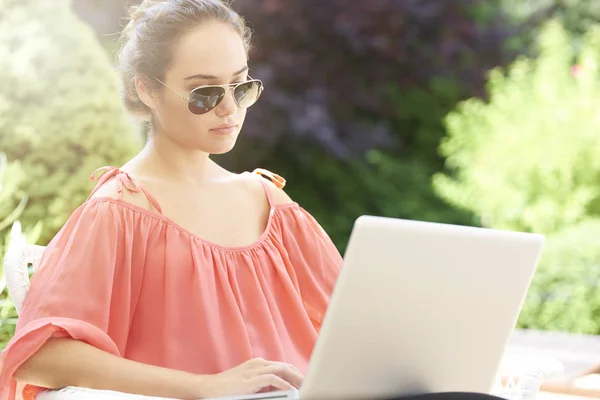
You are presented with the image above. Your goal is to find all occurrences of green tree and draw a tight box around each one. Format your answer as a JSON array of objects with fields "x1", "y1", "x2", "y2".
[
  {"x1": 499, "y1": 0, "x2": 600, "y2": 37},
  {"x1": 435, "y1": 20, "x2": 600, "y2": 234},
  {"x1": 434, "y1": 20, "x2": 600, "y2": 333},
  {"x1": 0, "y1": 0, "x2": 141, "y2": 243}
]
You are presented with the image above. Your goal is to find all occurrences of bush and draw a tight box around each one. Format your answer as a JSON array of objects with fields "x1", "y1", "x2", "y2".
[
  {"x1": 0, "y1": 155, "x2": 26, "y2": 236},
  {"x1": 230, "y1": 0, "x2": 519, "y2": 157},
  {"x1": 0, "y1": 154, "x2": 40, "y2": 349},
  {"x1": 218, "y1": 0, "x2": 526, "y2": 249},
  {"x1": 500, "y1": 0, "x2": 600, "y2": 38},
  {"x1": 0, "y1": 0, "x2": 141, "y2": 243},
  {"x1": 435, "y1": 20, "x2": 600, "y2": 234},
  {"x1": 434, "y1": 20, "x2": 600, "y2": 333},
  {"x1": 518, "y1": 219, "x2": 600, "y2": 334}
]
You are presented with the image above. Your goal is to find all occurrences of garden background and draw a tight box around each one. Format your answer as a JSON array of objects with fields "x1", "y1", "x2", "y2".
[{"x1": 1, "y1": 0, "x2": 600, "y2": 348}]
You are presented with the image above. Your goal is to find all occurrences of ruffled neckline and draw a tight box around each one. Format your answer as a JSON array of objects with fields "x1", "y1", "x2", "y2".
[{"x1": 87, "y1": 197, "x2": 300, "y2": 253}]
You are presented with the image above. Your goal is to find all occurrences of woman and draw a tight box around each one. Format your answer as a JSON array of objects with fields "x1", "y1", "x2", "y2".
[{"x1": 0, "y1": 1, "x2": 504, "y2": 399}]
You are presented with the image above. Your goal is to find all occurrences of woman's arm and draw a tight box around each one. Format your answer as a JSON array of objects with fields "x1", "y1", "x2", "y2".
[
  {"x1": 15, "y1": 338, "x2": 302, "y2": 399},
  {"x1": 15, "y1": 338, "x2": 206, "y2": 399}
]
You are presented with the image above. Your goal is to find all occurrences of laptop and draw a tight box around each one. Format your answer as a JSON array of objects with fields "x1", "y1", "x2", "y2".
[{"x1": 209, "y1": 216, "x2": 545, "y2": 400}]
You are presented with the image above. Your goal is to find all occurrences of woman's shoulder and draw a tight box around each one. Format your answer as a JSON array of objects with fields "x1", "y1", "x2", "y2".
[
  {"x1": 238, "y1": 168, "x2": 294, "y2": 207},
  {"x1": 89, "y1": 168, "x2": 157, "y2": 212},
  {"x1": 90, "y1": 178, "x2": 158, "y2": 212}
]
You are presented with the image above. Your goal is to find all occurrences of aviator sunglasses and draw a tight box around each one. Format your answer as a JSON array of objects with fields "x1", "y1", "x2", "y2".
[{"x1": 155, "y1": 77, "x2": 264, "y2": 115}]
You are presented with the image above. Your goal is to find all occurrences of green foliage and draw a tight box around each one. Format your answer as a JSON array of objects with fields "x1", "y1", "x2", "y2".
[
  {"x1": 518, "y1": 219, "x2": 600, "y2": 333},
  {"x1": 0, "y1": 155, "x2": 41, "y2": 349},
  {"x1": 0, "y1": 154, "x2": 26, "y2": 234},
  {"x1": 219, "y1": 0, "x2": 521, "y2": 250},
  {"x1": 435, "y1": 20, "x2": 600, "y2": 234},
  {"x1": 0, "y1": 0, "x2": 141, "y2": 243},
  {"x1": 435, "y1": 20, "x2": 600, "y2": 333},
  {"x1": 557, "y1": 0, "x2": 600, "y2": 36},
  {"x1": 501, "y1": 0, "x2": 600, "y2": 37}
]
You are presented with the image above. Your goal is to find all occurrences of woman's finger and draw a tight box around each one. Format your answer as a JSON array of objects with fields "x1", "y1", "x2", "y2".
[
  {"x1": 251, "y1": 373, "x2": 294, "y2": 393},
  {"x1": 260, "y1": 363, "x2": 303, "y2": 389}
]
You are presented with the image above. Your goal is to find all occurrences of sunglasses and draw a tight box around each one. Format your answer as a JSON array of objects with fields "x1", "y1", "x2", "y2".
[{"x1": 155, "y1": 77, "x2": 264, "y2": 115}]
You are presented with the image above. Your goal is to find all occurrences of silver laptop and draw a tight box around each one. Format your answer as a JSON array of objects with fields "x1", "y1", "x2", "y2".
[{"x1": 210, "y1": 216, "x2": 545, "y2": 400}]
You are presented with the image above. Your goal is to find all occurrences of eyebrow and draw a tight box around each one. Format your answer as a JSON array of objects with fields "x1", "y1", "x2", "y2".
[{"x1": 184, "y1": 66, "x2": 249, "y2": 81}]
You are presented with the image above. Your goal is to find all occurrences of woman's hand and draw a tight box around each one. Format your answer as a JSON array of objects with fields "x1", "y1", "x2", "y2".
[
  {"x1": 198, "y1": 357, "x2": 304, "y2": 398},
  {"x1": 16, "y1": 339, "x2": 303, "y2": 400}
]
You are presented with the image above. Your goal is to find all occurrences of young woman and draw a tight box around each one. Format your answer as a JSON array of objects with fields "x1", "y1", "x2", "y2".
[{"x1": 0, "y1": 1, "x2": 504, "y2": 399}]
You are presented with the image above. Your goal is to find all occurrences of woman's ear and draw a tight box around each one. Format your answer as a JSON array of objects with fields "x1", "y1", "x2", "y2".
[{"x1": 135, "y1": 76, "x2": 158, "y2": 110}]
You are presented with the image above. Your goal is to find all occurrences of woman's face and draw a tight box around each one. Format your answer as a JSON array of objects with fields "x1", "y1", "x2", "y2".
[{"x1": 151, "y1": 21, "x2": 250, "y2": 155}]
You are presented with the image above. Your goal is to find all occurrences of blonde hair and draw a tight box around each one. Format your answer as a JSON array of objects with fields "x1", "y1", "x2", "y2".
[{"x1": 117, "y1": 0, "x2": 252, "y2": 118}]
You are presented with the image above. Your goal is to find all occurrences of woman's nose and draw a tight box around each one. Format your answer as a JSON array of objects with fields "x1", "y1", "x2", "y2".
[{"x1": 215, "y1": 87, "x2": 237, "y2": 117}]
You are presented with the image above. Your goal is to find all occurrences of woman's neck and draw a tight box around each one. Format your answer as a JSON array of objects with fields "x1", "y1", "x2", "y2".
[{"x1": 127, "y1": 131, "x2": 215, "y2": 183}]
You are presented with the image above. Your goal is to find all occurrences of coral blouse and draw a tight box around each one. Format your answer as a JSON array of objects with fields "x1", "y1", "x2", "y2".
[{"x1": 0, "y1": 167, "x2": 343, "y2": 399}]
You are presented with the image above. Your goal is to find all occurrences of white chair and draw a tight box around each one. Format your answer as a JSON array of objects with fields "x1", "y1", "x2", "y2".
[
  {"x1": 36, "y1": 387, "x2": 178, "y2": 400},
  {"x1": 3, "y1": 221, "x2": 45, "y2": 315}
]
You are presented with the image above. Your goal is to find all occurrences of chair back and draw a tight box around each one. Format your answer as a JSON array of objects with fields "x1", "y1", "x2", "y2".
[{"x1": 3, "y1": 222, "x2": 45, "y2": 314}]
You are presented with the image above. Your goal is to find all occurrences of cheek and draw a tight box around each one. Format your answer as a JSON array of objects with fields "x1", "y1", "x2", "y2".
[
  {"x1": 157, "y1": 98, "x2": 197, "y2": 130},
  {"x1": 189, "y1": 113, "x2": 214, "y2": 132},
  {"x1": 236, "y1": 108, "x2": 248, "y2": 127}
]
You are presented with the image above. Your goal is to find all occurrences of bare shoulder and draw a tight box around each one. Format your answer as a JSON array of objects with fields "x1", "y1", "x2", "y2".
[
  {"x1": 240, "y1": 170, "x2": 294, "y2": 206},
  {"x1": 90, "y1": 177, "x2": 155, "y2": 211}
]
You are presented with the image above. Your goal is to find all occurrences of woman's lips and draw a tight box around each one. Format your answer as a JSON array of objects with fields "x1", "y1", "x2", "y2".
[{"x1": 210, "y1": 124, "x2": 237, "y2": 135}]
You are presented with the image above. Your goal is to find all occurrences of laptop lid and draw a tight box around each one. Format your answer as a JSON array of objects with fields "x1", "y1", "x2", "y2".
[{"x1": 300, "y1": 216, "x2": 544, "y2": 400}]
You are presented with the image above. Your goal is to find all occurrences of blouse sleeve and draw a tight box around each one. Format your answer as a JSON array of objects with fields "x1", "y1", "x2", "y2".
[
  {"x1": 278, "y1": 206, "x2": 343, "y2": 332},
  {"x1": 0, "y1": 200, "x2": 144, "y2": 399}
]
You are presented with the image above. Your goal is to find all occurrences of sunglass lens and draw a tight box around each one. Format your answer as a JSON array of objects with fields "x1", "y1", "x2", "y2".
[
  {"x1": 188, "y1": 86, "x2": 225, "y2": 115},
  {"x1": 234, "y1": 81, "x2": 262, "y2": 109}
]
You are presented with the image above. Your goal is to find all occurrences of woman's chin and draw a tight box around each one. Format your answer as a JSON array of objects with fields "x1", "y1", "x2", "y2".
[
  {"x1": 200, "y1": 139, "x2": 238, "y2": 155},
  {"x1": 208, "y1": 146, "x2": 235, "y2": 155},
  {"x1": 177, "y1": 130, "x2": 240, "y2": 154}
]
